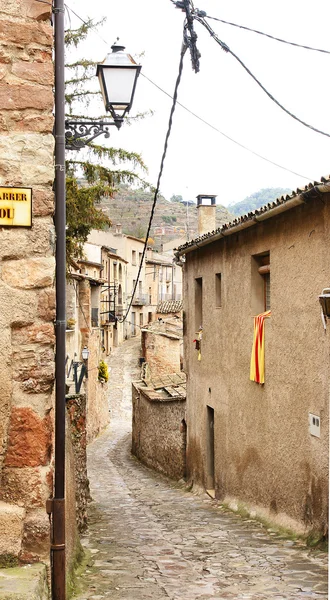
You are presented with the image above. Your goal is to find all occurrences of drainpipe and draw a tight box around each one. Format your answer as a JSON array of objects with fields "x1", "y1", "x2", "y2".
[{"x1": 51, "y1": 0, "x2": 66, "y2": 598}]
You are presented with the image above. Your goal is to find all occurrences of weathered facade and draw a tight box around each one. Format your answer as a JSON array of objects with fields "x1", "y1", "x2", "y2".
[
  {"x1": 141, "y1": 317, "x2": 182, "y2": 378},
  {"x1": 0, "y1": 1, "x2": 55, "y2": 563},
  {"x1": 66, "y1": 253, "x2": 110, "y2": 444},
  {"x1": 177, "y1": 180, "x2": 330, "y2": 536},
  {"x1": 132, "y1": 373, "x2": 187, "y2": 480}
]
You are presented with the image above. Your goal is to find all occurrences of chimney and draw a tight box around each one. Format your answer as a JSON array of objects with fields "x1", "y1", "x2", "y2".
[
  {"x1": 115, "y1": 223, "x2": 122, "y2": 235},
  {"x1": 197, "y1": 195, "x2": 217, "y2": 235}
]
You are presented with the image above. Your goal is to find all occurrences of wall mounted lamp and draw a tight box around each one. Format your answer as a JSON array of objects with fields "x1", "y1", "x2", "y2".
[
  {"x1": 65, "y1": 41, "x2": 141, "y2": 150},
  {"x1": 81, "y1": 346, "x2": 90, "y2": 361}
]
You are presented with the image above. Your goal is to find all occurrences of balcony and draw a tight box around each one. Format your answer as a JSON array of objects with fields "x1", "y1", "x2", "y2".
[{"x1": 132, "y1": 294, "x2": 148, "y2": 306}]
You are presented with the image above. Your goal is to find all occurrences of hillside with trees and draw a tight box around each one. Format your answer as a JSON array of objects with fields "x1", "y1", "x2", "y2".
[
  {"x1": 228, "y1": 187, "x2": 291, "y2": 216},
  {"x1": 99, "y1": 185, "x2": 294, "y2": 249},
  {"x1": 100, "y1": 185, "x2": 232, "y2": 249}
]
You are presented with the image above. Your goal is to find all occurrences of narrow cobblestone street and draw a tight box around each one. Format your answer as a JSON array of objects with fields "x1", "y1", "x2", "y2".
[{"x1": 74, "y1": 337, "x2": 328, "y2": 600}]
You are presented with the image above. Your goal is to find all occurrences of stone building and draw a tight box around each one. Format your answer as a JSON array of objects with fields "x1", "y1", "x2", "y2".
[
  {"x1": 88, "y1": 227, "x2": 149, "y2": 337},
  {"x1": 132, "y1": 372, "x2": 187, "y2": 480},
  {"x1": 140, "y1": 317, "x2": 183, "y2": 379},
  {"x1": 176, "y1": 181, "x2": 330, "y2": 536},
  {"x1": 100, "y1": 244, "x2": 128, "y2": 353},
  {"x1": 67, "y1": 246, "x2": 110, "y2": 444},
  {"x1": 0, "y1": 1, "x2": 56, "y2": 564},
  {"x1": 145, "y1": 247, "x2": 182, "y2": 322}
]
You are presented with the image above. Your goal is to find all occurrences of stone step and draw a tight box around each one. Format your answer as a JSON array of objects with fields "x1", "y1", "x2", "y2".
[{"x1": 0, "y1": 564, "x2": 49, "y2": 600}]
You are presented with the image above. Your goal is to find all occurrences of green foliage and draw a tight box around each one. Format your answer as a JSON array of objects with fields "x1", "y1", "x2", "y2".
[
  {"x1": 162, "y1": 215, "x2": 177, "y2": 224},
  {"x1": 0, "y1": 553, "x2": 19, "y2": 568},
  {"x1": 98, "y1": 360, "x2": 109, "y2": 383},
  {"x1": 170, "y1": 194, "x2": 183, "y2": 203},
  {"x1": 228, "y1": 187, "x2": 291, "y2": 216},
  {"x1": 64, "y1": 18, "x2": 105, "y2": 48},
  {"x1": 66, "y1": 176, "x2": 111, "y2": 261}
]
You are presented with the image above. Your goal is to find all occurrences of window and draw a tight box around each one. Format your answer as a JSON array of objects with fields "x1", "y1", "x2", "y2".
[
  {"x1": 148, "y1": 311, "x2": 152, "y2": 323},
  {"x1": 132, "y1": 250, "x2": 137, "y2": 265},
  {"x1": 215, "y1": 273, "x2": 222, "y2": 307},
  {"x1": 251, "y1": 252, "x2": 270, "y2": 314},
  {"x1": 195, "y1": 277, "x2": 203, "y2": 330},
  {"x1": 139, "y1": 313, "x2": 143, "y2": 328},
  {"x1": 138, "y1": 281, "x2": 143, "y2": 295},
  {"x1": 139, "y1": 252, "x2": 143, "y2": 265}
]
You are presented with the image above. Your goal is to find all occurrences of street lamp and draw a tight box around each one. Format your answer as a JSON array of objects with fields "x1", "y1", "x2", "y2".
[
  {"x1": 81, "y1": 346, "x2": 90, "y2": 361},
  {"x1": 97, "y1": 41, "x2": 141, "y2": 127},
  {"x1": 65, "y1": 41, "x2": 141, "y2": 149}
]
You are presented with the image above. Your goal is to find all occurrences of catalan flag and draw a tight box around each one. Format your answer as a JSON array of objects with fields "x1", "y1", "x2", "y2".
[{"x1": 250, "y1": 310, "x2": 271, "y2": 384}]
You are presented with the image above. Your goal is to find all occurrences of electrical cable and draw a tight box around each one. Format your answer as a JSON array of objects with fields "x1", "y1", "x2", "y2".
[
  {"x1": 120, "y1": 42, "x2": 187, "y2": 323},
  {"x1": 65, "y1": 3, "x2": 314, "y2": 179},
  {"x1": 196, "y1": 16, "x2": 330, "y2": 139},
  {"x1": 140, "y1": 72, "x2": 312, "y2": 181},
  {"x1": 203, "y1": 14, "x2": 330, "y2": 55}
]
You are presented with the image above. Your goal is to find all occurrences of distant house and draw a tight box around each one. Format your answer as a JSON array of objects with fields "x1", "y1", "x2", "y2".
[{"x1": 176, "y1": 181, "x2": 330, "y2": 536}]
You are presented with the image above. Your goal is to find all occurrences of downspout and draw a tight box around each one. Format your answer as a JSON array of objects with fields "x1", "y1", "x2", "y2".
[{"x1": 52, "y1": 0, "x2": 66, "y2": 598}]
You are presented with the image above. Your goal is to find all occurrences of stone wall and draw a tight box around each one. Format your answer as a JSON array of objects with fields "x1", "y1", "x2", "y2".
[
  {"x1": 0, "y1": 1, "x2": 55, "y2": 562},
  {"x1": 141, "y1": 330, "x2": 181, "y2": 378},
  {"x1": 66, "y1": 395, "x2": 89, "y2": 534},
  {"x1": 132, "y1": 383, "x2": 186, "y2": 480}
]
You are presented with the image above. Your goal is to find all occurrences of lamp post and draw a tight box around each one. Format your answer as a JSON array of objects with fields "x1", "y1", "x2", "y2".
[{"x1": 52, "y1": 2, "x2": 141, "y2": 597}]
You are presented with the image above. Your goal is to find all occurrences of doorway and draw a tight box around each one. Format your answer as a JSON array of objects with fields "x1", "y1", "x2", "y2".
[{"x1": 206, "y1": 406, "x2": 215, "y2": 497}]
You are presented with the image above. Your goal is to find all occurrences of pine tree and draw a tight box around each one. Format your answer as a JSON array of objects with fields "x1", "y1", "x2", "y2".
[{"x1": 64, "y1": 18, "x2": 150, "y2": 263}]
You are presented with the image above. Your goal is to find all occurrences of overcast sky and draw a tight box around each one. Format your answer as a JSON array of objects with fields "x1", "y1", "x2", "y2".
[{"x1": 66, "y1": 0, "x2": 330, "y2": 206}]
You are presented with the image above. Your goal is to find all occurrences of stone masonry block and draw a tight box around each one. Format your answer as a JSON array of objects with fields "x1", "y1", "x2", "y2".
[
  {"x1": 0, "y1": 20, "x2": 52, "y2": 46},
  {"x1": 32, "y1": 188, "x2": 54, "y2": 217},
  {"x1": 0, "y1": 83, "x2": 53, "y2": 111},
  {"x1": 0, "y1": 501, "x2": 25, "y2": 556},
  {"x1": 4, "y1": 407, "x2": 52, "y2": 468},
  {"x1": 0, "y1": 133, "x2": 54, "y2": 163},
  {"x1": 12, "y1": 61, "x2": 54, "y2": 86},
  {"x1": 37, "y1": 289, "x2": 55, "y2": 321},
  {"x1": 0, "y1": 466, "x2": 52, "y2": 508},
  {"x1": 12, "y1": 323, "x2": 55, "y2": 346},
  {"x1": 0, "y1": 160, "x2": 53, "y2": 186},
  {"x1": 2, "y1": 0, "x2": 52, "y2": 21},
  {"x1": 21, "y1": 509, "x2": 50, "y2": 561},
  {"x1": 0, "y1": 218, "x2": 55, "y2": 260},
  {"x1": 1, "y1": 257, "x2": 55, "y2": 289},
  {"x1": 12, "y1": 346, "x2": 55, "y2": 394}
]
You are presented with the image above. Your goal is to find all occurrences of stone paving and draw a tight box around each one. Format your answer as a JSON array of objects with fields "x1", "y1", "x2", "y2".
[{"x1": 74, "y1": 337, "x2": 328, "y2": 600}]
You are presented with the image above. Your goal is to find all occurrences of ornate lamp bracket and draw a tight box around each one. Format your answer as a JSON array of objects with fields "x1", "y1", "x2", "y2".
[{"x1": 65, "y1": 119, "x2": 122, "y2": 150}]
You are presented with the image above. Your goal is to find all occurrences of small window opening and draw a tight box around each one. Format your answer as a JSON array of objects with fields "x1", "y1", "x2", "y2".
[
  {"x1": 195, "y1": 277, "x2": 203, "y2": 330},
  {"x1": 215, "y1": 273, "x2": 222, "y2": 307}
]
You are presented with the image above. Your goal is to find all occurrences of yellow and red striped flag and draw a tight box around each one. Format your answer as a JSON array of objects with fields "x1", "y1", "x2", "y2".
[{"x1": 250, "y1": 310, "x2": 271, "y2": 384}]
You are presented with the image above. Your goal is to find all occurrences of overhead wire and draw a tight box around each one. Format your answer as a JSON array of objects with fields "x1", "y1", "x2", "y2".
[
  {"x1": 196, "y1": 16, "x2": 330, "y2": 139},
  {"x1": 140, "y1": 72, "x2": 312, "y2": 181},
  {"x1": 120, "y1": 41, "x2": 187, "y2": 323},
  {"x1": 66, "y1": 2, "x2": 316, "y2": 179},
  {"x1": 203, "y1": 14, "x2": 330, "y2": 55}
]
